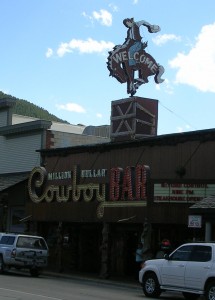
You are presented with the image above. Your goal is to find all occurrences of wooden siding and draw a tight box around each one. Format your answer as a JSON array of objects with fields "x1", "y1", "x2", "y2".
[
  {"x1": 0, "y1": 133, "x2": 42, "y2": 173},
  {"x1": 0, "y1": 110, "x2": 8, "y2": 127}
]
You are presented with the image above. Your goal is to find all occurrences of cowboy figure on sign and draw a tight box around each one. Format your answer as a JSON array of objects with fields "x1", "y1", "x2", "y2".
[
  {"x1": 123, "y1": 18, "x2": 160, "y2": 66},
  {"x1": 107, "y1": 17, "x2": 164, "y2": 96}
]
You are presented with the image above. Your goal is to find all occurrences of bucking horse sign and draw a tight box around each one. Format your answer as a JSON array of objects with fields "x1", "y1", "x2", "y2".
[{"x1": 107, "y1": 18, "x2": 165, "y2": 96}]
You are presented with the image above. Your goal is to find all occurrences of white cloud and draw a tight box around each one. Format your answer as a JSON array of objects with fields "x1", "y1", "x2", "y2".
[
  {"x1": 177, "y1": 124, "x2": 191, "y2": 133},
  {"x1": 92, "y1": 9, "x2": 112, "y2": 26},
  {"x1": 96, "y1": 113, "x2": 103, "y2": 118},
  {"x1": 56, "y1": 103, "x2": 86, "y2": 113},
  {"x1": 177, "y1": 126, "x2": 183, "y2": 133},
  {"x1": 152, "y1": 34, "x2": 181, "y2": 46},
  {"x1": 156, "y1": 78, "x2": 174, "y2": 95},
  {"x1": 108, "y1": 3, "x2": 118, "y2": 12},
  {"x1": 57, "y1": 38, "x2": 114, "y2": 57},
  {"x1": 57, "y1": 43, "x2": 72, "y2": 57},
  {"x1": 82, "y1": 11, "x2": 93, "y2": 24},
  {"x1": 0, "y1": 88, "x2": 9, "y2": 94},
  {"x1": 82, "y1": 9, "x2": 112, "y2": 27},
  {"x1": 46, "y1": 48, "x2": 53, "y2": 58},
  {"x1": 169, "y1": 23, "x2": 215, "y2": 93},
  {"x1": 133, "y1": 0, "x2": 139, "y2": 4}
]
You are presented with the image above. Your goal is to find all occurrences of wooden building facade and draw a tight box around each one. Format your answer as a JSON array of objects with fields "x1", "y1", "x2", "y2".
[{"x1": 26, "y1": 128, "x2": 215, "y2": 277}]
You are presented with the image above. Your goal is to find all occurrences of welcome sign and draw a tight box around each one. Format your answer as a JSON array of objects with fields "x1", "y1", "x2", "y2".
[{"x1": 107, "y1": 17, "x2": 164, "y2": 96}]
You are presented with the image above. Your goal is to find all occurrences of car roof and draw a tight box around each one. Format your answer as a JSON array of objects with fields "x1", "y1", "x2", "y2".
[
  {"x1": 181, "y1": 242, "x2": 215, "y2": 247},
  {"x1": 0, "y1": 232, "x2": 44, "y2": 239}
]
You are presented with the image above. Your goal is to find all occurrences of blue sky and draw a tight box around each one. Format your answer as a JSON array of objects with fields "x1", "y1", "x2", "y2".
[{"x1": 0, "y1": 0, "x2": 215, "y2": 135}]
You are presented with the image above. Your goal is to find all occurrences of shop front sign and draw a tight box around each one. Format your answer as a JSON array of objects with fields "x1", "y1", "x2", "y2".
[
  {"x1": 154, "y1": 183, "x2": 215, "y2": 203},
  {"x1": 28, "y1": 164, "x2": 150, "y2": 218}
]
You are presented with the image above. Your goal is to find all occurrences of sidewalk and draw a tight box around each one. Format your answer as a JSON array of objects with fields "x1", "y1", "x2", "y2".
[{"x1": 43, "y1": 268, "x2": 140, "y2": 290}]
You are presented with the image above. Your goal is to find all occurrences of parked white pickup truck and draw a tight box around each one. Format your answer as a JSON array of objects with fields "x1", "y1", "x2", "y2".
[
  {"x1": 0, "y1": 232, "x2": 49, "y2": 277},
  {"x1": 139, "y1": 242, "x2": 215, "y2": 300}
]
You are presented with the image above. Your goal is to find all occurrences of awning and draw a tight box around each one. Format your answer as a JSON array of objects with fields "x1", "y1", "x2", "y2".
[
  {"x1": 189, "y1": 195, "x2": 215, "y2": 214},
  {"x1": 0, "y1": 172, "x2": 29, "y2": 192}
]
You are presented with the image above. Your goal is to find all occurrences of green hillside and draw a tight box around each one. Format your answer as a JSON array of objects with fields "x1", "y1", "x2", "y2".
[{"x1": 0, "y1": 91, "x2": 69, "y2": 124}]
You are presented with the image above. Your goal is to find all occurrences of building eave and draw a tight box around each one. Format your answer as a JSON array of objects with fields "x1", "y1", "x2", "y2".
[
  {"x1": 37, "y1": 127, "x2": 215, "y2": 156},
  {"x1": 0, "y1": 120, "x2": 52, "y2": 136},
  {"x1": 0, "y1": 98, "x2": 16, "y2": 109}
]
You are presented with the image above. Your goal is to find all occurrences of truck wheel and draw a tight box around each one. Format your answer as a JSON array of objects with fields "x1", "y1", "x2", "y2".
[
  {"x1": 142, "y1": 272, "x2": 161, "y2": 298},
  {"x1": 182, "y1": 292, "x2": 199, "y2": 300},
  {"x1": 0, "y1": 255, "x2": 5, "y2": 274},
  {"x1": 30, "y1": 268, "x2": 39, "y2": 277},
  {"x1": 206, "y1": 281, "x2": 215, "y2": 300}
]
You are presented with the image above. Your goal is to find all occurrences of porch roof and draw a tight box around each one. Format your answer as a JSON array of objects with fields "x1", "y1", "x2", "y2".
[{"x1": 0, "y1": 172, "x2": 29, "y2": 191}]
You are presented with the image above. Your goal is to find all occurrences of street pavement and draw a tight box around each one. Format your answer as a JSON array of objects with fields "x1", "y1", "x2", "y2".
[
  {"x1": 3, "y1": 268, "x2": 205, "y2": 300},
  {"x1": 42, "y1": 270, "x2": 205, "y2": 300}
]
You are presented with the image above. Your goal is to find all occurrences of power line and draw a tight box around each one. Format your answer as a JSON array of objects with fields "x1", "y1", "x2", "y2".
[{"x1": 159, "y1": 101, "x2": 198, "y2": 130}]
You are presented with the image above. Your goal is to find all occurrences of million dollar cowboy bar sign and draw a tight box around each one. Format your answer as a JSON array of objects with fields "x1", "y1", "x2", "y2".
[{"x1": 28, "y1": 164, "x2": 149, "y2": 219}]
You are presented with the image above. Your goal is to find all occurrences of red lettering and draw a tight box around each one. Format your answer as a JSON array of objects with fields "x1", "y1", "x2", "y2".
[
  {"x1": 121, "y1": 167, "x2": 134, "y2": 200},
  {"x1": 135, "y1": 165, "x2": 147, "y2": 200},
  {"x1": 172, "y1": 190, "x2": 183, "y2": 194},
  {"x1": 109, "y1": 167, "x2": 123, "y2": 201},
  {"x1": 186, "y1": 190, "x2": 194, "y2": 194},
  {"x1": 109, "y1": 165, "x2": 149, "y2": 201}
]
